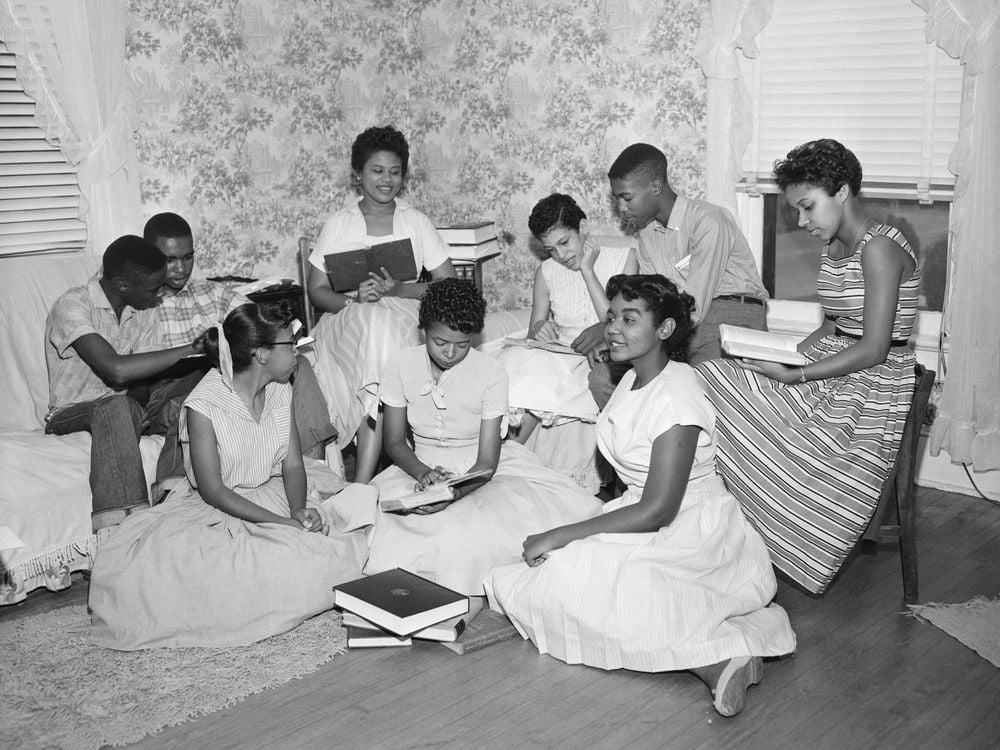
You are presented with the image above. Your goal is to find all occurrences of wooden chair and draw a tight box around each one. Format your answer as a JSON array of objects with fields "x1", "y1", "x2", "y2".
[
  {"x1": 858, "y1": 364, "x2": 936, "y2": 603},
  {"x1": 297, "y1": 237, "x2": 318, "y2": 332}
]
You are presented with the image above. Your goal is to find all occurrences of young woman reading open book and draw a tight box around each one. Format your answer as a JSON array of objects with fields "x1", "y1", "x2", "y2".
[
  {"x1": 363, "y1": 279, "x2": 602, "y2": 595},
  {"x1": 697, "y1": 138, "x2": 920, "y2": 596}
]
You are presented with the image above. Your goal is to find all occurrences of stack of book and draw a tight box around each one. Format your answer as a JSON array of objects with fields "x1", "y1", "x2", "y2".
[
  {"x1": 437, "y1": 221, "x2": 500, "y2": 263},
  {"x1": 333, "y1": 568, "x2": 519, "y2": 653}
]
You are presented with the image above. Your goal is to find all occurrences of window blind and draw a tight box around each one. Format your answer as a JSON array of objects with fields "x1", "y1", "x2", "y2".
[
  {"x1": 741, "y1": 0, "x2": 962, "y2": 201},
  {"x1": 0, "y1": 42, "x2": 86, "y2": 256}
]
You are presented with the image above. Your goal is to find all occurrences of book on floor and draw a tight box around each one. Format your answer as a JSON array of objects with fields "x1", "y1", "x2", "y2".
[
  {"x1": 379, "y1": 468, "x2": 493, "y2": 513},
  {"x1": 502, "y1": 336, "x2": 580, "y2": 356},
  {"x1": 333, "y1": 568, "x2": 470, "y2": 636},
  {"x1": 342, "y1": 597, "x2": 485, "y2": 643},
  {"x1": 345, "y1": 625, "x2": 412, "y2": 648},
  {"x1": 324, "y1": 238, "x2": 418, "y2": 292},
  {"x1": 446, "y1": 238, "x2": 501, "y2": 262},
  {"x1": 719, "y1": 324, "x2": 809, "y2": 366},
  {"x1": 439, "y1": 606, "x2": 520, "y2": 655},
  {"x1": 436, "y1": 221, "x2": 496, "y2": 245}
]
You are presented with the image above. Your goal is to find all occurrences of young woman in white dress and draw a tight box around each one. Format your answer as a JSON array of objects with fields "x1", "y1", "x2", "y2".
[
  {"x1": 498, "y1": 193, "x2": 637, "y2": 491},
  {"x1": 364, "y1": 278, "x2": 603, "y2": 595},
  {"x1": 306, "y1": 126, "x2": 456, "y2": 483},
  {"x1": 89, "y1": 302, "x2": 374, "y2": 650},
  {"x1": 485, "y1": 275, "x2": 796, "y2": 717}
]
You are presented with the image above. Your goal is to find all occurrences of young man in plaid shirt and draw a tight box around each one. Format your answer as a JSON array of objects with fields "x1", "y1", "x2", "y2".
[{"x1": 141, "y1": 213, "x2": 337, "y2": 499}]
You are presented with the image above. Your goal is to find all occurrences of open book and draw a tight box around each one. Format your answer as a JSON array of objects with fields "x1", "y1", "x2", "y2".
[
  {"x1": 503, "y1": 337, "x2": 581, "y2": 356},
  {"x1": 324, "y1": 238, "x2": 418, "y2": 292},
  {"x1": 719, "y1": 324, "x2": 809, "y2": 366},
  {"x1": 379, "y1": 469, "x2": 492, "y2": 513}
]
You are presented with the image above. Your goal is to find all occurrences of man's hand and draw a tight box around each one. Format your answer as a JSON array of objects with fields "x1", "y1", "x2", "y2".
[
  {"x1": 587, "y1": 363, "x2": 617, "y2": 410},
  {"x1": 191, "y1": 330, "x2": 208, "y2": 355},
  {"x1": 571, "y1": 321, "x2": 607, "y2": 357}
]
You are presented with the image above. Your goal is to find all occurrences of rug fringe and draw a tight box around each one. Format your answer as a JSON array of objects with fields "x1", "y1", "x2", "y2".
[
  {"x1": 907, "y1": 594, "x2": 1000, "y2": 622},
  {"x1": 2, "y1": 536, "x2": 94, "y2": 581}
]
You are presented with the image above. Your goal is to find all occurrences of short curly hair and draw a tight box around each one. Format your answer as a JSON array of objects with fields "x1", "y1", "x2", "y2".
[
  {"x1": 351, "y1": 125, "x2": 409, "y2": 177},
  {"x1": 773, "y1": 138, "x2": 863, "y2": 197},
  {"x1": 605, "y1": 274, "x2": 696, "y2": 363},
  {"x1": 419, "y1": 278, "x2": 486, "y2": 334},
  {"x1": 527, "y1": 193, "x2": 587, "y2": 238}
]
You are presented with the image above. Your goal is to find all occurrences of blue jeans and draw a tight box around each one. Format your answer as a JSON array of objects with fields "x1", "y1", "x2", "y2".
[{"x1": 44, "y1": 371, "x2": 198, "y2": 531}]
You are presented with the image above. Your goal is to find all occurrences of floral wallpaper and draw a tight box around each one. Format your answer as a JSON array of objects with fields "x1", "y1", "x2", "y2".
[{"x1": 126, "y1": 0, "x2": 707, "y2": 311}]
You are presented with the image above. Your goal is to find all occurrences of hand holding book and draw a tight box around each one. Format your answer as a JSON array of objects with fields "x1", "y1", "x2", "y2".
[{"x1": 380, "y1": 468, "x2": 493, "y2": 513}]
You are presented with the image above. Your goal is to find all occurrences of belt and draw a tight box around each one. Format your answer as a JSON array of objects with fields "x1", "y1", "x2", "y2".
[
  {"x1": 715, "y1": 294, "x2": 764, "y2": 307},
  {"x1": 835, "y1": 326, "x2": 909, "y2": 348}
]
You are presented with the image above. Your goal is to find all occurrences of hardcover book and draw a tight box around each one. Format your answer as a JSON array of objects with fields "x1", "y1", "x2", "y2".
[
  {"x1": 324, "y1": 238, "x2": 418, "y2": 293},
  {"x1": 342, "y1": 597, "x2": 485, "y2": 643},
  {"x1": 446, "y1": 238, "x2": 501, "y2": 261},
  {"x1": 345, "y1": 625, "x2": 412, "y2": 648},
  {"x1": 436, "y1": 221, "x2": 496, "y2": 245},
  {"x1": 333, "y1": 568, "x2": 469, "y2": 636},
  {"x1": 719, "y1": 324, "x2": 809, "y2": 366},
  {"x1": 439, "y1": 607, "x2": 520, "y2": 655},
  {"x1": 378, "y1": 468, "x2": 493, "y2": 513}
]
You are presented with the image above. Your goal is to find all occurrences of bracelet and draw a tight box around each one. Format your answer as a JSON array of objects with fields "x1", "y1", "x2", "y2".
[
  {"x1": 342, "y1": 296, "x2": 355, "y2": 308},
  {"x1": 798, "y1": 366, "x2": 808, "y2": 384}
]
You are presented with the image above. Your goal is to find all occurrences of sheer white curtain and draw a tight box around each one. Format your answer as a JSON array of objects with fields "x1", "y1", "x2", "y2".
[
  {"x1": 0, "y1": 0, "x2": 141, "y2": 255},
  {"x1": 915, "y1": 0, "x2": 1000, "y2": 471},
  {"x1": 694, "y1": 0, "x2": 773, "y2": 215}
]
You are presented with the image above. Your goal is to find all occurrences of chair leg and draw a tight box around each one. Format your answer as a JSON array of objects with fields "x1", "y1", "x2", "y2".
[{"x1": 897, "y1": 475, "x2": 919, "y2": 603}]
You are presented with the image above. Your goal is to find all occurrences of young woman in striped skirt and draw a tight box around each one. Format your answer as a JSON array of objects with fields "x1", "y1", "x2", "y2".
[
  {"x1": 486, "y1": 274, "x2": 795, "y2": 718},
  {"x1": 697, "y1": 138, "x2": 920, "y2": 595},
  {"x1": 90, "y1": 302, "x2": 374, "y2": 649}
]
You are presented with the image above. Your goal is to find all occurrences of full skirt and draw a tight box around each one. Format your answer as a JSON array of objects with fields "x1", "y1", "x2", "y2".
[
  {"x1": 484, "y1": 475, "x2": 796, "y2": 671},
  {"x1": 696, "y1": 337, "x2": 917, "y2": 594},
  {"x1": 89, "y1": 468, "x2": 374, "y2": 650},
  {"x1": 311, "y1": 297, "x2": 421, "y2": 447},
  {"x1": 365, "y1": 441, "x2": 603, "y2": 595}
]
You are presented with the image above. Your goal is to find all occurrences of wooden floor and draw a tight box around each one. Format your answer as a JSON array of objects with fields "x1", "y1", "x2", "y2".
[{"x1": 5, "y1": 486, "x2": 1000, "y2": 750}]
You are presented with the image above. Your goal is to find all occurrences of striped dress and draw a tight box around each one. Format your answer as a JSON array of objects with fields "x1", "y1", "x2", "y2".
[
  {"x1": 697, "y1": 224, "x2": 920, "y2": 594},
  {"x1": 89, "y1": 369, "x2": 373, "y2": 650}
]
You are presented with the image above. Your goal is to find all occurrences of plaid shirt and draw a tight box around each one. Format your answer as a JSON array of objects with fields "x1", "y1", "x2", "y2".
[
  {"x1": 153, "y1": 279, "x2": 248, "y2": 348},
  {"x1": 45, "y1": 277, "x2": 160, "y2": 412}
]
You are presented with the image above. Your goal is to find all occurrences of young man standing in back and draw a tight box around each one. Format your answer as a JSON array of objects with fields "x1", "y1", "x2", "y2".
[
  {"x1": 578, "y1": 143, "x2": 769, "y2": 407},
  {"x1": 44, "y1": 235, "x2": 205, "y2": 536}
]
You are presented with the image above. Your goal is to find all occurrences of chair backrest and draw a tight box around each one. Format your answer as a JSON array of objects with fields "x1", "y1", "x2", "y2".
[{"x1": 297, "y1": 237, "x2": 318, "y2": 332}]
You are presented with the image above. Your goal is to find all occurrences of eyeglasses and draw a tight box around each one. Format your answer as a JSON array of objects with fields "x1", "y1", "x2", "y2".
[{"x1": 267, "y1": 340, "x2": 299, "y2": 350}]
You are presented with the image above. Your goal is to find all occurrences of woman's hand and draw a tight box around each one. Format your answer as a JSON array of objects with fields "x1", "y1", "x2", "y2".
[
  {"x1": 736, "y1": 358, "x2": 802, "y2": 384},
  {"x1": 292, "y1": 507, "x2": 324, "y2": 533},
  {"x1": 415, "y1": 465, "x2": 453, "y2": 491},
  {"x1": 370, "y1": 268, "x2": 400, "y2": 297},
  {"x1": 357, "y1": 278, "x2": 380, "y2": 303},
  {"x1": 523, "y1": 530, "x2": 558, "y2": 566},
  {"x1": 580, "y1": 242, "x2": 600, "y2": 274},
  {"x1": 530, "y1": 319, "x2": 559, "y2": 342}
]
